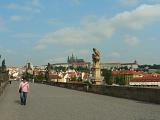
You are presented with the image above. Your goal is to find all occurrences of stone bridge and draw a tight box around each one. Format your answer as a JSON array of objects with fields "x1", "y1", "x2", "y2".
[{"x1": 0, "y1": 81, "x2": 160, "y2": 120}]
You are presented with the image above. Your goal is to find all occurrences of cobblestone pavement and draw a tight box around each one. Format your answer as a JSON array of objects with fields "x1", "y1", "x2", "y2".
[{"x1": 0, "y1": 81, "x2": 160, "y2": 120}]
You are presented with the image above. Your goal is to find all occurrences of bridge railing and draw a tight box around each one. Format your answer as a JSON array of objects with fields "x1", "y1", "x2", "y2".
[
  {"x1": 0, "y1": 81, "x2": 8, "y2": 96},
  {"x1": 0, "y1": 71, "x2": 9, "y2": 96},
  {"x1": 36, "y1": 80, "x2": 160, "y2": 104},
  {"x1": 36, "y1": 80, "x2": 88, "y2": 91}
]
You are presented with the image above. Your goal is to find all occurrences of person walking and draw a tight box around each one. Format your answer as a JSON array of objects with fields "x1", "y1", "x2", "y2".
[{"x1": 19, "y1": 78, "x2": 29, "y2": 105}]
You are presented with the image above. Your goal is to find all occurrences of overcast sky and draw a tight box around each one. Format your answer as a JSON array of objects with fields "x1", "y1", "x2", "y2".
[{"x1": 0, "y1": 0, "x2": 160, "y2": 66}]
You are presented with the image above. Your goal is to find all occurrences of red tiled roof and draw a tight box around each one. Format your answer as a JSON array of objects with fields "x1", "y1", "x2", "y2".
[
  {"x1": 49, "y1": 74, "x2": 62, "y2": 79},
  {"x1": 130, "y1": 74, "x2": 160, "y2": 82},
  {"x1": 34, "y1": 69, "x2": 46, "y2": 72},
  {"x1": 67, "y1": 72, "x2": 76, "y2": 75},
  {"x1": 69, "y1": 62, "x2": 89, "y2": 66},
  {"x1": 112, "y1": 70, "x2": 144, "y2": 75}
]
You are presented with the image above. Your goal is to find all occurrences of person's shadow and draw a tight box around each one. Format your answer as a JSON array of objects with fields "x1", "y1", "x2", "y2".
[{"x1": 14, "y1": 100, "x2": 21, "y2": 105}]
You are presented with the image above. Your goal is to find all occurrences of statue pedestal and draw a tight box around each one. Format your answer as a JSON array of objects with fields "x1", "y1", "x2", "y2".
[
  {"x1": 92, "y1": 67, "x2": 102, "y2": 85},
  {"x1": 95, "y1": 80, "x2": 102, "y2": 85}
]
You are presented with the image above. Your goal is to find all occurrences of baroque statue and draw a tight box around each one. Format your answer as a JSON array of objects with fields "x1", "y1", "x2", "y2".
[
  {"x1": 1, "y1": 59, "x2": 6, "y2": 72},
  {"x1": 92, "y1": 48, "x2": 102, "y2": 85},
  {"x1": 45, "y1": 63, "x2": 52, "y2": 81},
  {"x1": 92, "y1": 48, "x2": 100, "y2": 67},
  {"x1": 46, "y1": 63, "x2": 52, "y2": 72}
]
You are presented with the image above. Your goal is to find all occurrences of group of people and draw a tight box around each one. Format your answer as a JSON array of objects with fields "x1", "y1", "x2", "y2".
[{"x1": 18, "y1": 77, "x2": 29, "y2": 105}]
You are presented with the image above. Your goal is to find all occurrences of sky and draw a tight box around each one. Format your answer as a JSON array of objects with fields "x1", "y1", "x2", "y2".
[{"x1": 0, "y1": 0, "x2": 160, "y2": 66}]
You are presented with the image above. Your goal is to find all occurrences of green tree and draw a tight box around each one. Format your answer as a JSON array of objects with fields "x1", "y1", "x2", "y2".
[
  {"x1": 115, "y1": 74, "x2": 127, "y2": 85},
  {"x1": 68, "y1": 66, "x2": 74, "y2": 70},
  {"x1": 34, "y1": 72, "x2": 45, "y2": 81},
  {"x1": 71, "y1": 75, "x2": 77, "y2": 81},
  {"x1": 54, "y1": 66, "x2": 66, "y2": 72},
  {"x1": 76, "y1": 66, "x2": 90, "y2": 73},
  {"x1": 22, "y1": 72, "x2": 33, "y2": 81},
  {"x1": 101, "y1": 69, "x2": 113, "y2": 85}
]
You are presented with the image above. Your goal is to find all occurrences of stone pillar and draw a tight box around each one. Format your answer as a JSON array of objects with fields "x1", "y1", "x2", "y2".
[
  {"x1": 92, "y1": 48, "x2": 102, "y2": 85},
  {"x1": 93, "y1": 66, "x2": 101, "y2": 85}
]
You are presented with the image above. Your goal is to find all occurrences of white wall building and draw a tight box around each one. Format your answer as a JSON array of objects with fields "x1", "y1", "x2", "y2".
[{"x1": 101, "y1": 60, "x2": 138, "y2": 70}]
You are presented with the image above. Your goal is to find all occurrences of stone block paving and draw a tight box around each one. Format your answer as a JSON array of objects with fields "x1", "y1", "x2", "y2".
[{"x1": 0, "y1": 81, "x2": 160, "y2": 120}]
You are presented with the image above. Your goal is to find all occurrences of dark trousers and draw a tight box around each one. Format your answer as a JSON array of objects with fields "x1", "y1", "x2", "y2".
[{"x1": 20, "y1": 92, "x2": 28, "y2": 105}]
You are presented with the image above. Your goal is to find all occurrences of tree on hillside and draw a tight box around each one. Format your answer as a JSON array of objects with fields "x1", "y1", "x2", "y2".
[
  {"x1": 34, "y1": 71, "x2": 45, "y2": 82},
  {"x1": 101, "y1": 69, "x2": 113, "y2": 85},
  {"x1": 54, "y1": 66, "x2": 66, "y2": 72},
  {"x1": 76, "y1": 66, "x2": 90, "y2": 73},
  {"x1": 22, "y1": 72, "x2": 33, "y2": 81},
  {"x1": 115, "y1": 74, "x2": 127, "y2": 85}
]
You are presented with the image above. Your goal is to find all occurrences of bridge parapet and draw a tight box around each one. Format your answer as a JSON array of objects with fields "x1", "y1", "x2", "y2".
[
  {"x1": 0, "y1": 81, "x2": 8, "y2": 96},
  {"x1": 0, "y1": 72, "x2": 9, "y2": 96},
  {"x1": 38, "y1": 81, "x2": 160, "y2": 104}
]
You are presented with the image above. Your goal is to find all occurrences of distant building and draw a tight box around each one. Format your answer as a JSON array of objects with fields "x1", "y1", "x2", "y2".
[
  {"x1": 101, "y1": 60, "x2": 138, "y2": 70},
  {"x1": 67, "y1": 54, "x2": 91, "y2": 68},
  {"x1": 52, "y1": 63, "x2": 69, "y2": 68},
  {"x1": 52, "y1": 54, "x2": 91, "y2": 68},
  {"x1": 25, "y1": 62, "x2": 34, "y2": 75},
  {"x1": 121, "y1": 60, "x2": 138, "y2": 70},
  {"x1": 101, "y1": 63, "x2": 121, "y2": 70},
  {"x1": 45, "y1": 69, "x2": 90, "y2": 83},
  {"x1": 34, "y1": 65, "x2": 46, "y2": 70},
  {"x1": 67, "y1": 54, "x2": 84, "y2": 63},
  {"x1": 33, "y1": 69, "x2": 46, "y2": 76},
  {"x1": 111, "y1": 70, "x2": 144, "y2": 85},
  {"x1": 130, "y1": 73, "x2": 160, "y2": 86},
  {"x1": 111, "y1": 70, "x2": 160, "y2": 86}
]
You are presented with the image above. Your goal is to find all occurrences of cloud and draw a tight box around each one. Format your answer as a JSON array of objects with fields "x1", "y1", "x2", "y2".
[
  {"x1": 0, "y1": 18, "x2": 8, "y2": 32},
  {"x1": 34, "y1": 44, "x2": 46, "y2": 50},
  {"x1": 7, "y1": 3, "x2": 31, "y2": 12},
  {"x1": 71, "y1": 0, "x2": 81, "y2": 5},
  {"x1": 48, "y1": 18, "x2": 61, "y2": 25},
  {"x1": 77, "y1": 49, "x2": 90, "y2": 56},
  {"x1": 13, "y1": 32, "x2": 41, "y2": 43},
  {"x1": 119, "y1": 0, "x2": 160, "y2": 6},
  {"x1": 0, "y1": 46, "x2": 15, "y2": 55},
  {"x1": 35, "y1": 4, "x2": 160, "y2": 49},
  {"x1": 120, "y1": 0, "x2": 139, "y2": 6},
  {"x1": 14, "y1": 32, "x2": 38, "y2": 38},
  {"x1": 111, "y1": 52, "x2": 121, "y2": 58},
  {"x1": 111, "y1": 4, "x2": 160, "y2": 30},
  {"x1": 47, "y1": 57, "x2": 66, "y2": 63},
  {"x1": 10, "y1": 16, "x2": 31, "y2": 22},
  {"x1": 35, "y1": 18, "x2": 114, "y2": 50},
  {"x1": 44, "y1": 48, "x2": 89, "y2": 63},
  {"x1": 65, "y1": 49, "x2": 90, "y2": 58},
  {"x1": 31, "y1": 0, "x2": 41, "y2": 7},
  {"x1": 124, "y1": 35, "x2": 139, "y2": 46},
  {"x1": 7, "y1": 1, "x2": 41, "y2": 13}
]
